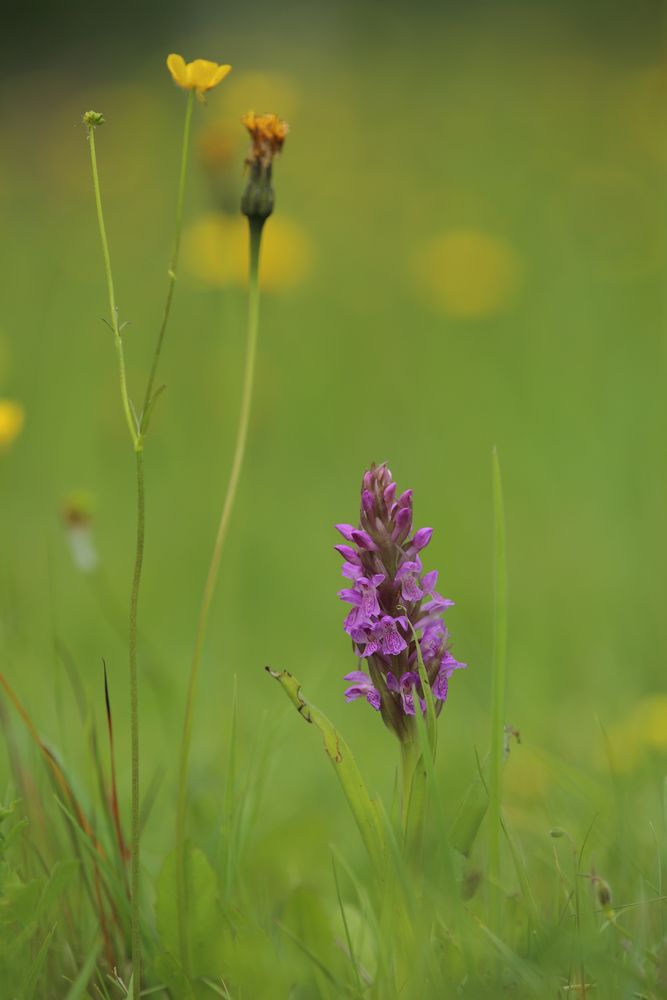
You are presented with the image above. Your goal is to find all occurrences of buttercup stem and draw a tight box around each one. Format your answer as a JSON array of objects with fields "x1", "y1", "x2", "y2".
[
  {"x1": 126, "y1": 95, "x2": 195, "y2": 994},
  {"x1": 175, "y1": 216, "x2": 264, "y2": 972},
  {"x1": 141, "y1": 90, "x2": 195, "y2": 427},
  {"x1": 87, "y1": 127, "x2": 138, "y2": 449}
]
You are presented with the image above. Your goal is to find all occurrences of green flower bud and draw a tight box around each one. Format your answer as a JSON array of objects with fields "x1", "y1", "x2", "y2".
[
  {"x1": 240, "y1": 111, "x2": 288, "y2": 224},
  {"x1": 82, "y1": 110, "x2": 105, "y2": 129}
]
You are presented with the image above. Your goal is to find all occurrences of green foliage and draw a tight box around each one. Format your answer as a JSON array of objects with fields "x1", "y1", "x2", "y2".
[
  {"x1": 156, "y1": 846, "x2": 228, "y2": 984},
  {"x1": 2, "y1": 4, "x2": 667, "y2": 996},
  {"x1": 0, "y1": 802, "x2": 82, "y2": 997}
]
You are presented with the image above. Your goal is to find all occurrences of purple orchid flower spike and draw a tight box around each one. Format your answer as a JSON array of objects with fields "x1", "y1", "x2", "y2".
[
  {"x1": 334, "y1": 462, "x2": 467, "y2": 742},
  {"x1": 344, "y1": 671, "x2": 381, "y2": 710}
]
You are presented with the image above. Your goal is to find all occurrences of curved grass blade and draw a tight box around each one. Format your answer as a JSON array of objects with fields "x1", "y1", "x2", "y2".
[
  {"x1": 63, "y1": 940, "x2": 102, "y2": 1000},
  {"x1": 266, "y1": 667, "x2": 385, "y2": 878}
]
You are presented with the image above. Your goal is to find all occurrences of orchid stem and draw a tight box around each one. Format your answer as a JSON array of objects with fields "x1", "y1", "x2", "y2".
[
  {"x1": 175, "y1": 216, "x2": 264, "y2": 973},
  {"x1": 400, "y1": 740, "x2": 415, "y2": 839}
]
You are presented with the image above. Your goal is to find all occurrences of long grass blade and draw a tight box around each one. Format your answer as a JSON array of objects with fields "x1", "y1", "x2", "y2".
[
  {"x1": 64, "y1": 940, "x2": 103, "y2": 1000},
  {"x1": 267, "y1": 667, "x2": 385, "y2": 878},
  {"x1": 489, "y1": 447, "x2": 507, "y2": 928}
]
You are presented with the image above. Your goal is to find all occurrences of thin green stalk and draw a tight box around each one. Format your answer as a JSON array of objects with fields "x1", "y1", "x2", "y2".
[
  {"x1": 128, "y1": 450, "x2": 145, "y2": 999},
  {"x1": 87, "y1": 98, "x2": 196, "y2": 999},
  {"x1": 141, "y1": 91, "x2": 194, "y2": 427},
  {"x1": 87, "y1": 122, "x2": 143, "y2": 997},
  {"x1": 87, "y1": 126, "x2": 138, "y2": 450},
  {"x1": 175, "y1": 217, "x2": 264, "y2": 972},
  {"x1": 489, "y1": 447, "x2": 507, "y2": 929}
]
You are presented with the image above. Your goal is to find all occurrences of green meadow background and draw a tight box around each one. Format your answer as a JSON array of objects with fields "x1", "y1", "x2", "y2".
[{"x1": 1, "y1": 0, "x2": 666, "y2": 967}]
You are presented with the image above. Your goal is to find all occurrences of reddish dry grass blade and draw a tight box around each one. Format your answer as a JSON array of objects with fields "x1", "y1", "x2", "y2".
[
  {"x1": 0, "y1": 671, "x2": 116, "y2": 967},
  {"x1": 103, "y1": 661, "x2": 130, "y2": 864}
]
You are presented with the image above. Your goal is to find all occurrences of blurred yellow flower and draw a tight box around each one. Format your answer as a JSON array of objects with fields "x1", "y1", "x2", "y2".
[
  {"x1": 413, "y1": 228, "x2": 522, "y2": 319},
  {"x1": 183, "y1": 212, "x2": 312, "y2": 293},
  {"x1": 0, "y1": 399, "x2": 24, "y2": 451},
  {"x1": 222, "y1": 72, "x2": 300, "y2": 120},
  {"x1": 166, "y1": 54, "x2": 231, "y2": 97},
  {"x1": 198, "y1": 118, "x2": 241, "y2": 174},
  {"x1": 503, "y1": 746, "x2": 552, "y2": 809},
  {"x1": 619, "y1": 66, "x2": 667, "y2": 164},
  {"x1": 607, "y1": 695, "x2": 667, "y2": 771}
]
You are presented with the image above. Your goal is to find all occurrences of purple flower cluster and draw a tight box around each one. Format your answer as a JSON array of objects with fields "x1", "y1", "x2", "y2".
[{"x1": 336, "y1": 463, "x2": 466, "y2": 739}]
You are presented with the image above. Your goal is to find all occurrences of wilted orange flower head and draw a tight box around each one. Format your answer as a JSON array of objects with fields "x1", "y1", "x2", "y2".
[
  {"x1": 242, "y1": 111, "x2": 289, "y2": 166},
  {"x1": 167, "y1": 54, "x2": 231, "y2": 97}
]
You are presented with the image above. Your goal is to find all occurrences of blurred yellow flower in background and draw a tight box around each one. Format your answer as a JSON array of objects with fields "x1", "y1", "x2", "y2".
[
  {"x1": 413, "y1": 228, "x2": 522, "y2": 319},
  {"x1": 198, "y1": 118, "x2": 241, "y2": 174},
  {"x1": 619, "y1": 65, "x2": 667, "y2": 164},
  {"x1": 183, "y1": 212, "x2": 312, "y2": 292},
  {"x1": 503, "y1": 746, "x2": 552, "y2": 804},
  {"x1": 0, "y1": 399, "x2": 24, "y2": 452},
  {"x1": 607, "y1": 695, "x2": 667, "y2": 771},
  {"x1": 221, "y1": 72, "x2": 300, "y2": 120},
  {"x1": 166, "y1": 54, "x2": 231, "y2": 97}
]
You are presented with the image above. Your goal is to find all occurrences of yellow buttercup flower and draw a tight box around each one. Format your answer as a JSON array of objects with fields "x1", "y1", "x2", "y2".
[
  {"x1": 0, "y1": 399, "x2": 24, "y2": 452},
  {"x1": 166, "y1": 54, "x2": 231, "y2": 98}
]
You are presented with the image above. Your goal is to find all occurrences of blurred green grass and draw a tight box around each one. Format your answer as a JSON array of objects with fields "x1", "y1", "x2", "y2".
[{"x1": 1, "y1": 0, "x2": 666, "y2": 891}]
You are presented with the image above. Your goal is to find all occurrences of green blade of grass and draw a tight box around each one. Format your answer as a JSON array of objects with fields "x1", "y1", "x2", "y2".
[
  {"x1": 474, "y1": 916, "x2": 544, "y2": 993},
  {"x1": 275, "y1": 920, "x2": 356, "y2": 998},
  {"x1": 63, "y1": 940, "x2": 102, "y2": 1000},
  {"x1": 489, "y1": 447, "x2": 508, "y2": 928},
  {"x1": 266, "y1": 667, "x2": 385, "y2": 879},
  {"x1": 331, "y1": 854, "x2": 365, "y2": 999},
  {"x1": 19, "y1": 922, "x2": 58, "y2": 999},
  {"x1": 449, "y1": 760, "x2": 489, "y2": 859},
  {"x1": 410, "y1": 687, "x2": 465, "y2": 932}
]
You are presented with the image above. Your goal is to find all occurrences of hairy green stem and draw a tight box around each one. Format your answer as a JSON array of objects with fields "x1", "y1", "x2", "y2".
[
  {"x1": 129, "y1": 449, "x2": 145, "y2": 999},
  {"x1": 175, "y1": 217, "x2": 264, "y2": 973}
]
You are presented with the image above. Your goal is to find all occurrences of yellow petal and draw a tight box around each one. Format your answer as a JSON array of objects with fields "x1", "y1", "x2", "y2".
[
  {"x1": 207, "y1": 64, "x2": 232, "y2": 90},
  {"x1": 185, "y1": 59, "x2": 230, "y2": 93},
  {"x1": 166, "y1": 53, "x2": 188, "y2": 89}
]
